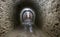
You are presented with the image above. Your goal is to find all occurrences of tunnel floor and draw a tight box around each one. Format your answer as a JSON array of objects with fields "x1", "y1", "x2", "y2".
[{"x1": 5, "y1": 26, "x2": 50, "y2": 37}]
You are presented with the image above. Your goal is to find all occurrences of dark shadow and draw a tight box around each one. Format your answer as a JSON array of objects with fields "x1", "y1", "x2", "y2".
[{"x1": 13, "y1": 0, "x2": 43, "y2": 29}]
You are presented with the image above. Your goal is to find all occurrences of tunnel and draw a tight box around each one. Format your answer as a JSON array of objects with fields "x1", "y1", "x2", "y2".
[
  {"x1": 0, "y1": 0, "x2": 60, "y2": 37},
  {"x1": 13, "y1": 0, "x2": 42, "y2": 29}
]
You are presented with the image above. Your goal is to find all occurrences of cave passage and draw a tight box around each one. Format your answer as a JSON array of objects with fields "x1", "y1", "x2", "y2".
[{"x1": 13, "y1": 0, "x2": 42, "y2": 29}]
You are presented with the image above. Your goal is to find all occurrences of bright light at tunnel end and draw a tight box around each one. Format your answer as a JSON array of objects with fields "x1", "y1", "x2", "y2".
[{"x1": 20, "y1": 7, "x2": 36, "y2": 33}]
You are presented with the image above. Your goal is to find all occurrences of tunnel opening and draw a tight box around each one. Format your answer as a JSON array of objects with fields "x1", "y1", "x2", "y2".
[{"x1": 13, "y1": 0, "x2": 42, "y2": 29}]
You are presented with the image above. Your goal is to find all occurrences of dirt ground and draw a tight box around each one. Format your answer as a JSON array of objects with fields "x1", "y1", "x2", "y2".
[{"x1": 5, "y1": 26, "x2": 50, "y2": 37}]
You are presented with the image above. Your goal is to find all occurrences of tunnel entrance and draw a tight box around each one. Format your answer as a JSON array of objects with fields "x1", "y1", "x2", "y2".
[{"x1": 13, "y1": 0, "x2": 41, "y2": 29}]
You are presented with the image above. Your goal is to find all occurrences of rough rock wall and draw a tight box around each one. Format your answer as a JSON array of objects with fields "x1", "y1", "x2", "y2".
[
  {"x1": 39, "y1": 0, "x2": 60, "y2": 37},
  {"x1": 0, "y1": 0, "x2": 15, "y2": 37},
  {"x1": 0, "y1": 0, "x2": 60, "y2": 37}
]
